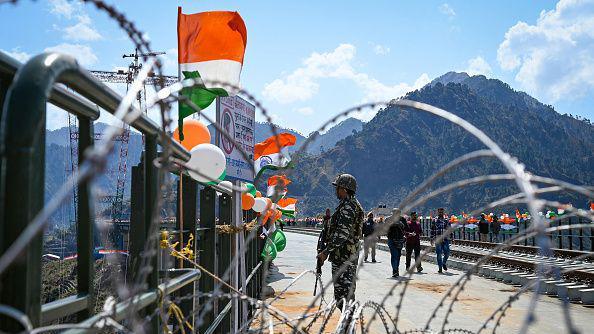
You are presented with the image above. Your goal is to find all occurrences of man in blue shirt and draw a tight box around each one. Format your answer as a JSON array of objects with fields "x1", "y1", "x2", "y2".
[{"x1": 430, "y1": 207, "x2": 451, "y2": 273}]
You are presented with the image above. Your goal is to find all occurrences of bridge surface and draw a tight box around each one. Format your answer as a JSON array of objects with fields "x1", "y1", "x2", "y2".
[{"x1": 263, "y1": 232, "x2": 594, "y2": 333}]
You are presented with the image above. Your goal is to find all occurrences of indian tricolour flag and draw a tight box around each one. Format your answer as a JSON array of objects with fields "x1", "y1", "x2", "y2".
[
  {"x1": 277, "y1": 197, "x2": 297, "y2": 218},
  {"x1": 177, "y1": 8, "x2": 247, "y2": 139},
  {"x1": 267, "y1": 175, "x2": 291, "y2": 198},
  {"x1": 254, "y1": 133, "x2": 297, "y2": 179}
]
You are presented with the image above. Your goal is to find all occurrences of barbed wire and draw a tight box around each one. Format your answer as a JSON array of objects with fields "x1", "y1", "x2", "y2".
[
  {"x1": 289, "y1": 99, "x2": 545, "y2": 333},
  {"x1": 1, "y1": 1, "x2": 593, "y2": 333},
  {"x1": 477, "y1": 250, "x2": 594, "y2": 334}
]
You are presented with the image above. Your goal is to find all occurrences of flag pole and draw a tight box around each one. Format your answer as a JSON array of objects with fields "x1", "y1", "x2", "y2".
[{"x1": 176, "y1": 6, "x2": 185, "y2": 269}]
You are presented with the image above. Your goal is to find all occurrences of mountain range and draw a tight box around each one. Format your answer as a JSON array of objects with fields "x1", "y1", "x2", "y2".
[
  {"x1": 290, "y1": 72, "x2": 594, "y2": 216},
  {"x1": 44, "y1": 114, "x2": 363, "y2": 225},
  {"x1": 44, "y1": 71, "x2": 594, "y2": 222}
]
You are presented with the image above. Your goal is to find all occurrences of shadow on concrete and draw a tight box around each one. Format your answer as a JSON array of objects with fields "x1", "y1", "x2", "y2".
[{"x1": 266, "y1": 269, "x2": 295, "y2": 283}]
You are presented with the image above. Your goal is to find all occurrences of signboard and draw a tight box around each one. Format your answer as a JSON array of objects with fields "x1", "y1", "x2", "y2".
[{"x1": 216, "y1": 96, "x2": 255, "y2": 182}]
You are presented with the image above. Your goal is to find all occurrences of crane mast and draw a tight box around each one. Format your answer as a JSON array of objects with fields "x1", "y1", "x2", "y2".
[{"x1": 66, "y1": 49, "x2": 177, "y2": 233}]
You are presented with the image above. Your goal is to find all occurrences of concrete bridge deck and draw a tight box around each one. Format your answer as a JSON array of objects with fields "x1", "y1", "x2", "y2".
[{"x1": 262, "y1": 231, "x2": 594, "y2": 333}]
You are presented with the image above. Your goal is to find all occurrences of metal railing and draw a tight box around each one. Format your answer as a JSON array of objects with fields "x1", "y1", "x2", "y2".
[
  {"x1": 0, "y1": 51, "x2": 263, "y2": 333},
  {"x1": 417, "y1": 217, "x2": 594, "y2": 251}
]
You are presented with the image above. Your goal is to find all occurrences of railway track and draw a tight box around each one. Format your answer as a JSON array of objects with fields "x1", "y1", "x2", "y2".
[{"x1": 284, "y1": 226, "x2": 594, "y2": 304}]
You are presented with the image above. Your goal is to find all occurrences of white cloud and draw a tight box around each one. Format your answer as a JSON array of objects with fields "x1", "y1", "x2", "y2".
[
  {"x1": 49, "y1": 0, "x2": 75, "y2": 19},
  {"x1": 439, "y1": 3, "x2": 456, "y2": 18},
  {"x1": 497, "y1": 0, "x2": 594, "y2": 102},
  {"x1": 46, "y1": 104, "x2": 69, "y2": 130},
  {"x1": 263, "y1": 44, "x2": 354, "y2": 104},
  {"x1": 161, "y1": 48, "x2": 179, "y2": 75},
  {"x1": 44, "y1": 43, "x2": 98, "y2": 66},
  {"x1": 372, "y1": 43, "x2": 391, "y2": 56},
  {"x1": 465, "y1": 56, "x2": 492, "y2": 76},
  {"x1": 63, "y1": 15, "x2": 102, "y2": 41},
  {"x1": 48, "y1": 0, "x2": 102, "y2": 42},
  {"x1": 1, "y1": 47, "x2": 31, "y2": 63},
  {"x1": 295, "y1": 107, "x2": 314, "y2": 115},
  {"x1": 262, "y1": 43, "x2": 429, "y2": 107}
]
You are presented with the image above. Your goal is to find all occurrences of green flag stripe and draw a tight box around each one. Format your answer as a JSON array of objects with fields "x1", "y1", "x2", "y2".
[{"x1": 178, "y1": 70, "x2": 228, "y2": 140}]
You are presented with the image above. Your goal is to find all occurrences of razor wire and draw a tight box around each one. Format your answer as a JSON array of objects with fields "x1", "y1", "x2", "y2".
[
  {"x1": 290, "y1": 99, "x2": 545, "y2": 333},
  {"x1": 432, "y1": 205, "x2": 594, "y2": 334},
  {"x1": 1, "y1": 1, "x2": 593, "y2": 333},
  {"x1": 477, "y1": 250, "x2": 594, "y2": 334},
  {"x1": 0, "y1": 1, "x2": 291, "y2": 332}
]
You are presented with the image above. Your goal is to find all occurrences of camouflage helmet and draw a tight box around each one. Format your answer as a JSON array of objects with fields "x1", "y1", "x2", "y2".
[{"x1": 332, "y1": 173, "x2": 357, "y2": 192}]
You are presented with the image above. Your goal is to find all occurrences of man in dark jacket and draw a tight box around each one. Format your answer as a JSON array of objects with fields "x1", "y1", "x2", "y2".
[
  {"x1": 491, "y1": 215, "x2": 501, "y2": 242},
  {"x1": 386, "y1": 209, "x2": 406, "y2": 278},
  {"x1": 404, "y1": 212, "x2": 423, "y2": 272},
  {"x1": 430, "y1": 208, "x2": 451, "y2": 273},
  {"x1": 363, "y1": 212, "x2": 377, "y2": 262},
  {"x1": 478, "y1": 214, "x2": 489, "y2": 242}
]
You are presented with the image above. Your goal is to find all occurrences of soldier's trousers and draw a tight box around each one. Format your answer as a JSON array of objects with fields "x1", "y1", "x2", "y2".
[{"x1": 331, "y1": 261, "x2": 357, "y2": 310}]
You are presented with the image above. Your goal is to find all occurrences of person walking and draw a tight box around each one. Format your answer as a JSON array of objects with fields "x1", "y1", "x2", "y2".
[
  {"x1": 404, "y1": 211, "x2": 423, "y2": 273},
  {"x1": 491, "y1": 214, "x2": 501, "y2": 242},
  {"x1": 478, "y1": 213, "x2": 489, "y2": 242},
  {"x1": 363, "y1": 212, "x2": 377, "y2": 262},
  {"x1": 317, "y1": 174, "x2": 364, "y2": 310},
  {"x1": 430, "y1": 208, "x2": 451, "y2": 273},
  {"x1": 386, "y1": 211, "x2": 406, "y2": 278}
]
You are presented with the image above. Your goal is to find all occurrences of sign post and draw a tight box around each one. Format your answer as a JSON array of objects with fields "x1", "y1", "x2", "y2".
[{"x1": 215, "y1": 95, "x2": 255, "y2": 330}]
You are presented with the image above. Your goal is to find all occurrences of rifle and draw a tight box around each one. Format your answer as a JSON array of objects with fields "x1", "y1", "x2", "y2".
[{"x1": 313, "y1": 228, "x2": 326, "y2": 296}]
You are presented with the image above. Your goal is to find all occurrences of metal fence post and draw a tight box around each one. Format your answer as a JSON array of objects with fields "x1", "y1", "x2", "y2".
[
  {"x1": 567, "y1": 217, "x2": 573, "y2": 250},
  {"x1": 557, "y1": 219, "x2": 563, "y2": 249},
  {"x1": 217, "y1": 193, "x2": 232, "y2": 333},
  {"x1": 578, "y1": 217, "x2": 583, "y2": 251},
  {"x1": 176, "y1": 174, "x2": 198, "y2": 327},
  {"x1": 0, "y1": 52, "x2": 137, "y2": 329},
  {"x1": 199, "y1": 186, "x2": 216, "y2": 332},
  {"x1": 144, "y1": 135, "x2": 160, "y2": 333},
  {"x1": 523, "y1": 220, "x2": 528, "y2": 246},
  {"x1": 76, "y1": 117, "x2": 95, "y2": 320},
  {"x1": 244, "y1": 228, "x2": 251, "y2": 319},
  {"x1": 128, "y1": 160, "x2": 145, "y2": 283},
  {"x1": 590, "y1": 227, "x2": 594, "y2": 252},
  {"x1": 0, "y1": 57, "x2": 49, "y2": 329}
]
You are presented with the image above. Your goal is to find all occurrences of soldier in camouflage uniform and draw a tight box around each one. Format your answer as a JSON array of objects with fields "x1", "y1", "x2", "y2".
[{"x1": 317, "y1": 174, "x2": 364, "y2": 310}]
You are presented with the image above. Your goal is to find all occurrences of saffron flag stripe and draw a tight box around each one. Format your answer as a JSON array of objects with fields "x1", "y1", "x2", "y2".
[
  {"x1": 178, "y1": 10, "x2": 247, "y2": 64},
  {"x1": 254, "y1": 133, "x2": 297, "y2": 178},
  {"x1": 277, "y1": 197, "x2": 297, "y2": 217},
  {"x1": 177, "y1": 8, "x2": 247, "y2": 139},
  {"x1": 267, "y1": 175, "x2": 291, "y2": 197}
]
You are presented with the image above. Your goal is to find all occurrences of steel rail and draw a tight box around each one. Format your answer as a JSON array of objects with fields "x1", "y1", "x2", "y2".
[
  {"x1": 0, "y1": 51, "x2": 99, "y2": 120},
  {"x1": 0, "y1": 51, "x2": 188, "y2": 160},
  {"x1": 285, "y1": 227, "x2": 594, "y2": 284},
  {"x1": 286, "y1": 226, "x2": 593, "y2": 261},
  {"x1": 62, "y1": 269, "x2": 200, "y2": 334}
]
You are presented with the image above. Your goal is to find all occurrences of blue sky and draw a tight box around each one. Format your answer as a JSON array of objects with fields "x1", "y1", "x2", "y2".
[{"x1": 2, "y1": 0, "x2": 593, "y2": 133}]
